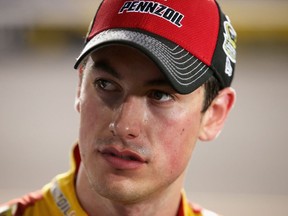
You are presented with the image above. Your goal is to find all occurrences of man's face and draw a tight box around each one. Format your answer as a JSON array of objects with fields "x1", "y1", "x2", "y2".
[{"x1": 76, "y1": 45, "x2": 205, "y2": 203}]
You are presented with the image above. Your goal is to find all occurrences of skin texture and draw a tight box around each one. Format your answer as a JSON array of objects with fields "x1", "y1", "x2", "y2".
[{"x1": 74, "y1": 45, "x2": 236, "y2": 216}]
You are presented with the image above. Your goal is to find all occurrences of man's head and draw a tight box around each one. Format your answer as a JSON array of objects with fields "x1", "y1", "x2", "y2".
[
  {"x1": 74, "y1": 0, "x2": 237, "y2": 205},
  {"x1": 74, "y1": 0, "x2": 237, "y2": 94}
]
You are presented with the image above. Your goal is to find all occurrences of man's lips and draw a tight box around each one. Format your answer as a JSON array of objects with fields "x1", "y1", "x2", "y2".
[
  {"x1": 98, "y1": 147, "x2": 147, "y2": 170},
  {"x1": 99, "y1": 147, "x2": 147, "y2": 163}
]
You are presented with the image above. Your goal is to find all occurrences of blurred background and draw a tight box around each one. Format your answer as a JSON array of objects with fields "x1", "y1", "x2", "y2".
[{"x1": 0, "y1": 0, "x2": 287, "y2": 215}]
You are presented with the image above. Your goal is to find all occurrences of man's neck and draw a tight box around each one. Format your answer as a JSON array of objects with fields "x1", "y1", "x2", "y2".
[{"x1": 75, "y1": 164, "x2": 184, "y2": 216}]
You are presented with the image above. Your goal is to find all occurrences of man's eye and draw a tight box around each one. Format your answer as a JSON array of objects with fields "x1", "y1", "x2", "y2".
[
  {"x1": 94, "y1": 79, "x2": 117, "y2": 91},
  {"x1": 149, "y1": 90, "x2": 173, "y2": 102}
]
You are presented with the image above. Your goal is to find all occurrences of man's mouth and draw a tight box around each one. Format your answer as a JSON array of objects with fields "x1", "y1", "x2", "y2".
[
  {"x1": 100, "y1": 147, "x2": 146, "y2": 163},
  {"x1": 98, "y1": 147, "x2": 147, "y2": 170},
  {"x1": 109, "y1": 152, "x2": 139, "y2": 161}
]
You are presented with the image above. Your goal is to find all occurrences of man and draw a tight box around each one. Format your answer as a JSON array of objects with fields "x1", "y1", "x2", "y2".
[{"x1": 0, "y1": 0, "x2": 237, "y2": 215}]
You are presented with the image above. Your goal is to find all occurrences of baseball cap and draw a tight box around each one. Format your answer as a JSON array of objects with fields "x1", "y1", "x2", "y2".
[{"x1": 74, "y1": 0, "x2": 237, "y2": 94}]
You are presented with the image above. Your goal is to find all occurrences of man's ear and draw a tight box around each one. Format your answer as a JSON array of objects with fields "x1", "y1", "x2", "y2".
[
  {"x1": 74, "y1": 65, "x2": 85, "y2": 113},
  {"x1": 199, "y1": 87, "x2": 236, "y2": 141}
]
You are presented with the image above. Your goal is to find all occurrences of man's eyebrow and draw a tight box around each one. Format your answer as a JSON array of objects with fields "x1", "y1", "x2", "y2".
[{"x1": 92, "y1": 60, "x2": 122, "y2": 79}]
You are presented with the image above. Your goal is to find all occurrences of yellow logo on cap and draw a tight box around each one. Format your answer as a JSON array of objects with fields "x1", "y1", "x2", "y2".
[{"x1": 223, "y1": 16, "x2": 237, "y2": 63}]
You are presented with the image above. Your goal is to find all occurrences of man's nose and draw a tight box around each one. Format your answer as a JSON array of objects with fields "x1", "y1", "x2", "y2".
[{"x1": 109, "y1": 96, "x2": 145, "y2": 139}]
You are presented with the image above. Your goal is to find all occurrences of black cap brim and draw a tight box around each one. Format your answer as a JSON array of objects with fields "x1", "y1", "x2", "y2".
[{"x1": 74, "y1": 29, "x2": 213, "y2": 94}]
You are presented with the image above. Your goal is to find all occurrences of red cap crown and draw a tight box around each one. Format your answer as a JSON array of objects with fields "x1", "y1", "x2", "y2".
[{"x1": 88, "y1": 0, "x2": 220, "y2": 66}]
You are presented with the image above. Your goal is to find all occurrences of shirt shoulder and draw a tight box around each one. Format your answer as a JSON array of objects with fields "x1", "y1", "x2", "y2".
[
  {"x1": 0, "y1": 145, "x2": 84, "y2": 216},
  {"x1": 186, "y1": 202, "x2": 221, "y2": 216},
  {"x1": 180, "y1": 191, "x2": 221, "y2": 216},
  {"x1": 0, "y1": 190, "x2": 44, "y2": 216}
]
